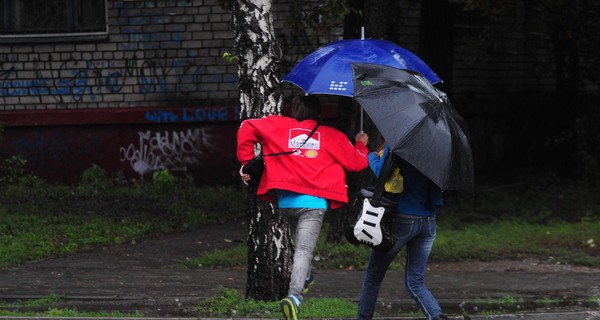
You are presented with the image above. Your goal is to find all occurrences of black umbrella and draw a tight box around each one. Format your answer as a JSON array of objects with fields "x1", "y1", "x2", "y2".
[{"x1": 351, "y1": 62, "x2": 474, "y2": 193}]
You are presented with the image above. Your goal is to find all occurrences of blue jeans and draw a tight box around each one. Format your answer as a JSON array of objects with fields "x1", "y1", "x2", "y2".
[
  {"x1": 358, "y1": 215, "x2": 442, "y2": 320},
  {"x1": 280, "y1": 208, "x2": 325, "y2": 302}
]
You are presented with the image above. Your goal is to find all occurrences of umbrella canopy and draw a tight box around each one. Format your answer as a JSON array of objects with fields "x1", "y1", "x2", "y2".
[
  {"x1": 351, "y1": 62, "x2": 474, "y2": 193},
  {"x1": 282, "y1": 38, "x2": 441, "y2": 97}
]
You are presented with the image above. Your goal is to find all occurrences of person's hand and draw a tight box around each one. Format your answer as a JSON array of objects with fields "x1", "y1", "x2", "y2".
[
  {"x1": 239, "y1": 166, "x2": 250, "y2": 186},
  {"x1": 355, "y1": 132, "x2": 369, "y2": 145},
  {"x1": 376, "y1": 144, "x2": 385, "y2": 155}
]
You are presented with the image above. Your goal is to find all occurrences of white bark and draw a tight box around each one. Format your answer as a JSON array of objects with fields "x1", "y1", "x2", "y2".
[
  {"x1": 233, "y1": 0, "x2": 282, "y2": 119},
  {"x1": 231, "y1": 0, "x2": 291, "y2": 301}
]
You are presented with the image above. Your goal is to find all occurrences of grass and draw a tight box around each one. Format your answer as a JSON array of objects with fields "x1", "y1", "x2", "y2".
[
  {"x1": 0, "y1": 294, "x2": 143, "y2": 317},
  {"x1": 196, "y1": 287, "x2": 357, "y2": 318},
  {"x1": 0, "y1": 168, "x2": 247, "y2": 266},
  {"x1": 433, "y1": 219, "x2": 600, "y2": 265},
  {"x1": 0, "y1": 293, "x2": 63, "y2": 308},
  {"x1": 182, "y1": 242, "x2": 248, "y2": 268},
  {"x1": 0, "y1": 308, "x2": 143, "y2": 317},
  {"x1": 197, "y1": 289, "x2": 600, "y2": 319},
  {"x1": 2, "y1": 163, "x2": 597, "y2": 269},
  {"x1": 185, "y1": 219, "x2": 600, "y2": 270},
  {"x1": 0, "y1": 207, "x2": 158, "y2": 265},
  {"x1": 0, "y1": 163, "x2": 598, "y2": 318}
]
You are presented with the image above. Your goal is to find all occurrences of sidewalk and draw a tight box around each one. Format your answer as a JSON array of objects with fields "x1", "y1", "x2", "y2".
[{"x1": 0, "y1": 219, "x2": 598, "y2": 319}]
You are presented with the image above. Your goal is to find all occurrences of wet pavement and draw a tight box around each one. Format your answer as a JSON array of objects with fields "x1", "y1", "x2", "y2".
[{"x1": 0, "y1": 219, "x2": 598, "y2": 319}]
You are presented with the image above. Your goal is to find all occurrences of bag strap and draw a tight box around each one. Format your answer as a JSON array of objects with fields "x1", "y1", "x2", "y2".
[
  {"x1": 372, "y1": 147, "x2": 397, "y2": 201},
  {"x1": 264, "y1": 123, "x2": 320, "y2": 157}
]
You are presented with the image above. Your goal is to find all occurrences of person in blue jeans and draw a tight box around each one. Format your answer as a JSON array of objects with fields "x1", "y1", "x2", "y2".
[{"x1": 357, "y1": 145, "x2": 448, "y2": 320}]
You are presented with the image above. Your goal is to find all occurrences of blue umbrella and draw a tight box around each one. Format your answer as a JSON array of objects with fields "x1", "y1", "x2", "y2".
[{"x1": 282, "y1": 38, "x2": 442, "y2": 97}]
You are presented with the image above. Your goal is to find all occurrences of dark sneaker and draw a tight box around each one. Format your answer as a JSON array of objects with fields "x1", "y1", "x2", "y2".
[
  {"x1": 280, "y1": 296, "x2": 299, "y2": 320},
  {"x1": 432, "y1": 315, "x2": 449, "y2": 320},
  {"x1": 303, "y1": 272, "x2": 316, "y2": 294}
]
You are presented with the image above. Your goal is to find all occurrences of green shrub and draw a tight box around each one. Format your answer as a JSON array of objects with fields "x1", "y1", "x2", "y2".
[
  {"x1": 152, "y1": 168, "x2": 177, "y2": 186},
  {"x1": 0, "y1": 155, "x2": 42, "y2": 186},
  {"x1": 79, "y1": 164, "x2": 111, "y2": 191}
]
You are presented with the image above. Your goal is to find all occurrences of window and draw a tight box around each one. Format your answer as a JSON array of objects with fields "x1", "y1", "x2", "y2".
[{"x1": 0, "y1": 0, "x2": 107, "y2": 42}]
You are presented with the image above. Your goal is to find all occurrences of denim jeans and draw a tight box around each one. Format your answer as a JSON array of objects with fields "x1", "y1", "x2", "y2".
[
  {"x1": 358, "y1": 215, "x2": 442, "y2": 320},
  {"x1": 280, "y1": 208, "x2": 325, "y2": 302}
]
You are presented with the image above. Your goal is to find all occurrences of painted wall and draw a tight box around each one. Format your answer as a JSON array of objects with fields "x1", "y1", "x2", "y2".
[
  {"x1": 0, "y1": 0, "x2": 346, "y2": 184},
  {"x1": 0, "y1": 106, "x2": 240, "y2": 184}
]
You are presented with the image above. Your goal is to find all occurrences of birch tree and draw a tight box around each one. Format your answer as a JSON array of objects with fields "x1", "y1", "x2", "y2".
[{"x1": 230, "y1": 0, "x2": 293, "y2": 301}]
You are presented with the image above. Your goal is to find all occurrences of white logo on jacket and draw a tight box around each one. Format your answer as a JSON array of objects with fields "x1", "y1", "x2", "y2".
[{"x1": 288, "y1": 128, "x2": 320, "y2": 150}]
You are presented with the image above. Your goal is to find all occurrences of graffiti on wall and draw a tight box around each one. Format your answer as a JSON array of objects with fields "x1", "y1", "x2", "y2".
[
  {"x1": 144, "y1": 105, "x2": 240, "y2": 123},
  {"x1": 0, "y1": 121, "x2": 238, "y2": 184},
  {"x1": 0, "y1": 0, "x2": 238, "y2": 105},
  {"x1": 0, "y1": 54, "x2": 233, "y2": 103},
  {"x1": 119, "y1": 127, "x2": 218, "y2": 178}
]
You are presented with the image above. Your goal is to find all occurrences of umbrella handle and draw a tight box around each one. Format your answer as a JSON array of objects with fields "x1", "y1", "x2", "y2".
[
  {"x1": 359, "y1": 25, "x2": 364, "y2": 133},
  {"x1": 360, "y1": 107, "x2": 364, "y2": 133}
]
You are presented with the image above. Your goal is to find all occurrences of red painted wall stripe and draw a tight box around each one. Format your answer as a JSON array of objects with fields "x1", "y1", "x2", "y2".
[{"x1": 0, "y1": 105, "x2": 242, "y2": 127}]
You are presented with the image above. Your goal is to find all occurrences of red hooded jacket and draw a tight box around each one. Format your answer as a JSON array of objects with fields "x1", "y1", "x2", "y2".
[{"x1": 237, "y1": 115, "x2": 369, "y2": 209}]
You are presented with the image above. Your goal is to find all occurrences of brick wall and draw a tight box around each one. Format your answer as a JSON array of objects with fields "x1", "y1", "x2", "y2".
[{"x1": 0, "y1": 0, "x2": 240, "y2": 111}]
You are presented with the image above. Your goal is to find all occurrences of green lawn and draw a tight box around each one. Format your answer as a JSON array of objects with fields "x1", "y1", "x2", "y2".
[{"x1": 0, "y1": 166, "x2": 598, "y2": 318}]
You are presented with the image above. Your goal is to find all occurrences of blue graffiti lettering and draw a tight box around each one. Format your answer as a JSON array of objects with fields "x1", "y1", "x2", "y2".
[
  {"x1": 144, "y1": 107, "x2": 236, "y2": 124},
  {"x1": 182, "y1": 109, "x2": 195, "y2": 122},
  {"x1": 145, "y1": 111, "x2": 180, "y2": 123},
  {"x1": 0, "y1": 53, "x2": 212, "y2": 102},
  {"x1": 202, "y1": 107, "x2": 227, "y2": 121}
]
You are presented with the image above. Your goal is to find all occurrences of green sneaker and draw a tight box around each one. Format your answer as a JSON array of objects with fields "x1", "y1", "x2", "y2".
[
  {"x1": 280, "y1": 296, "x2": 299, "y2": 320},
  {"x1": 303, "y1": 272, "x2": 316, "y2": 294}
]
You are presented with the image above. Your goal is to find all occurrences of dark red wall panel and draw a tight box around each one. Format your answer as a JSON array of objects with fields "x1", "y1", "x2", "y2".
[{"x1": 0, "y1": 106, "x2": 241, "y2": 185}]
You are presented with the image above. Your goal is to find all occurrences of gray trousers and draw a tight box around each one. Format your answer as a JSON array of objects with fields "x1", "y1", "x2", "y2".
[{"x1": 280, "y1": 208, "x2": 325, "y2": 302}]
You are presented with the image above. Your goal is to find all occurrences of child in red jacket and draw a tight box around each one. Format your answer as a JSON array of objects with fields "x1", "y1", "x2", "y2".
[{"x1": 237, "y1": 95, "x2": 369, "y2": 320}]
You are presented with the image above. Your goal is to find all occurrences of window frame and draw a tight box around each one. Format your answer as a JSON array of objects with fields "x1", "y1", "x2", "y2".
[{"x1": 0, "y1": 0, "x2": 108, "y2": 44}]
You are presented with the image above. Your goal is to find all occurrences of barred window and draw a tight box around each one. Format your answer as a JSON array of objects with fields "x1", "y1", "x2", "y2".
[{"x1": 0, "y1": 0, "x2": 107, "y2": 42}]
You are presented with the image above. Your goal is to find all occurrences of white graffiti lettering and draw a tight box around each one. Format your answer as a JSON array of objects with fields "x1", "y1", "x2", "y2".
[{"x1": 119, "y1": 128, "x2": 215, "y2": 178}]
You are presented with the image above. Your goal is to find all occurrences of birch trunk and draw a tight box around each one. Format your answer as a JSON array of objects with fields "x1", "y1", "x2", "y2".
[{"x1": 231, "y1": 0, "x2": 293, "y2": 301}]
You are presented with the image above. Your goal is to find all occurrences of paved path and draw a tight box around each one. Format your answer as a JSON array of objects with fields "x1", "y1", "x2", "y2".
[{"x1": 1, "y1": 219, "x2": 599, "y2": 319}]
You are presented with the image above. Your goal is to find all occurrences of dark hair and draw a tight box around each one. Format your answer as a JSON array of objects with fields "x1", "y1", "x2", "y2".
[{"x1": 291, "y1": 95, "x2": 321, "y2": 122}]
